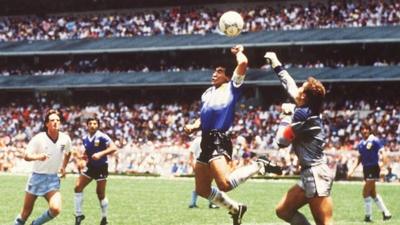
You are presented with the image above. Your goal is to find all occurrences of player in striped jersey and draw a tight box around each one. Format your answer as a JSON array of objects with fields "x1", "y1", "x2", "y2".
[
  {"x1": 265, "y1": 52, "x2": 334, "y2": 225},
  {"x1": 13, "y1": 109, "x2": 72, "y2": 225},
  {"x1": 185, "y1": 45, "x2": 280, "y2": 225},
  {"x1": 348, "y1": 123, "x2": 391, "y2": 222}
]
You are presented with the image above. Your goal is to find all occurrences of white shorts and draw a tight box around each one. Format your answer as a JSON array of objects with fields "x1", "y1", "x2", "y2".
[
  {"x1": 25, "y1": 173, "x2": 60, "y2": 196},
  {"x1": 297, "y1": 164, "x2": 333, "y2": 198}
]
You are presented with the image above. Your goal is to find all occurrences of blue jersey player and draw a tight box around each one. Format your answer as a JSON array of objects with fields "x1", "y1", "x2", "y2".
[
  {"x1": 184, "y1": 45, "x2": 280, "y2": 225},
  {"x1": 74, "y1": 118, "x2": 117, "y2": 225},
  {"x1": 265, "y1": 52, "x2": 333, "y2": 225},
  {"x1": 348, "y1": 123, "x2": 391, "y2": 222}
]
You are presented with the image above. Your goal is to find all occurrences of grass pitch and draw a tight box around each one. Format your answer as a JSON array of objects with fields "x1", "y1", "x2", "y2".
[{"x1": 1, "y1": 174, "x2": 399, "y2": 225}]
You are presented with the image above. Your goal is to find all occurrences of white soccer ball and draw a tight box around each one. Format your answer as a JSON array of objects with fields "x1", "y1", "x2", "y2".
[{"x1": 218, "y1": 11, "x2": 244, "y2": 37}]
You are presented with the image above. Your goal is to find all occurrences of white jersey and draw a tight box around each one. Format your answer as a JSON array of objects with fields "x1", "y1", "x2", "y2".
[{"x1": 26, "y1": 132, "x2": 72, "y2": 174}]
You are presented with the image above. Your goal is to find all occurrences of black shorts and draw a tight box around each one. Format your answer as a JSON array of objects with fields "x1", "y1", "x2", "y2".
[
  {"x1": 363, "y1": 165, "x2": 380, "y2": 180},
  {"x1": 197, "y1": 130, "x2": 232, "y2": 164},
  {"x1": 82, "y1": 164, "x2": 108, "y2": 181}
]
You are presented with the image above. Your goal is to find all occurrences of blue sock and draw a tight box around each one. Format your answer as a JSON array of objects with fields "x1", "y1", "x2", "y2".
[
  {"x1": 190, "y1": 190, "x2": 198, "y2": 206},
  {"x1": 32, "y1": 210, "x2": 54, "y2": 225}
]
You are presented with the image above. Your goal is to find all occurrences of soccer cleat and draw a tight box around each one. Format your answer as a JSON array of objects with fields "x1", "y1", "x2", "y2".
[
  {"x1": 257, "y1": 156, "x2": 282, "y2": 175},
  {"x1": 229, "y1": 204, "x2": 247, "y2": 225},
  {"x1": 209, "y1": 203, "x2": 219, "y2": 209},
  {"x1": 383, "y1": 213, "x2": 392, "y2": 221},
  {"x1": 100, "y1": 217, "x2": 108, "y2": 225},
  {"x1": 188, "y1": 204, "x2": 199, "y2": 208},
  {"x1": 364, "y1": 215, "x2": 372, "y2": 222},
  {"x1": 75, "y1": 215, "x2": 85, "y2": 225}
]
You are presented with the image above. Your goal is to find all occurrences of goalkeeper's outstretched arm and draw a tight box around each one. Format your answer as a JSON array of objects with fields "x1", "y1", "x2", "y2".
[{"x1": 264, "y1": 52, "x2": 299, "y2": 100}]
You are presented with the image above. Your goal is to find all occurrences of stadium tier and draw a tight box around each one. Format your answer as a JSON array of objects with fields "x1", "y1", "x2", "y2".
[
  {"x1": 0, "y1": 67, "x2": 400, "y2": 89},
  {"x1": 0, "y1": 27, "x2": 399, "y2": 55}
]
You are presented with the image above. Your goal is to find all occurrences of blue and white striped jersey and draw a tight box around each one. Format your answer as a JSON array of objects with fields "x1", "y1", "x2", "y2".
[{"x1": 200, "y1": 80, "x2": 242, "y2": 132}]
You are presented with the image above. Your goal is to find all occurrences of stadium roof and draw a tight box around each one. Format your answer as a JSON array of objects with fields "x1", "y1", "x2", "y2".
[
  {"x1": 0, "y1": 26, "x2": 399, "y2": 56},
  {"x1": 1, "y1": 66, "x2": 399, "y2": 90}
]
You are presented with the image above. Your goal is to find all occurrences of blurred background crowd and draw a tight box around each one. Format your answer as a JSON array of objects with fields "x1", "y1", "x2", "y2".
[
  {"x1": 0, "y1": 89, "x2": 399, "y2": 182},
  {"x1": 0, "y1": 0, "x2": 399, "y2": 42}
]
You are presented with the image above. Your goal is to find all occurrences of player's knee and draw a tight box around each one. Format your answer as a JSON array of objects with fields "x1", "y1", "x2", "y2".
[
  {"x1": 195, "y1": 186, "x2": 211, "y2": 198},
  {"x1": 215, "y1": 180, "x2": 232, "y2": 192},
  {"x1": 49, "y1": 206, "x2": 61, "y2": 217},
  {"x1": 275, "y1": 206, "x2": 290, "y2": 220},
  {"x1": 74, "y1": 186, "x2": 82, "y2": 193}
]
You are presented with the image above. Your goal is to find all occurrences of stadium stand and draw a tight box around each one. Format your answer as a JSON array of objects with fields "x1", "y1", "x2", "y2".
[{"x1": 0, "y1": 0, "x2": 399, "y2": 182}]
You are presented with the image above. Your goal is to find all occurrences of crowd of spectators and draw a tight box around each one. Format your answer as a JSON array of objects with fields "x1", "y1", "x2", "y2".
[
  {"x1": 0, "y1": 91, "x2": 399, "y2": 181},
  {"x1": 1, "y1": 57, "x2": 398, "y2": 76},
  {"x1": 0, "y1": 0, "x2": 399, "y2": 42}
]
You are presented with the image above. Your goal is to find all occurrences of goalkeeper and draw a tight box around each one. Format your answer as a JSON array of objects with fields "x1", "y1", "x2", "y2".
[{"x1": 264, "y1": 52, "x2": 334, "y2": 225}]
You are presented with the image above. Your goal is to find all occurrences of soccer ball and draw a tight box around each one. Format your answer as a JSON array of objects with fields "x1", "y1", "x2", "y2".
[{"x1": 218, "y1": 11, "x2": 244, "y2": 37}]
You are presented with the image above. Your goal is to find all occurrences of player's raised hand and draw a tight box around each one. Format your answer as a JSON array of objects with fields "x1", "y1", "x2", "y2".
[
  {"x1": 231, "y1": 45, "x2": 244, "y2": 54},
  {"x1": 264, "y1": 51, "x2": 282, "y2": 68}
]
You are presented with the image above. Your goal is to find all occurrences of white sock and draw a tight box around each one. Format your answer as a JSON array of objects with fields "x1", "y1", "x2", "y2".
[
  {"x1": 374, "y1": 194, "x2": 391, "y2": 216},
  {"x1": 364, "y1": 197, "x2": 372, "y2": 217},
  {"x1": 74, "y1": 192, "x2": 84, "y2": 216},
  {"x1": 208, "y1": 187, "x2": 239, "y2": 213},
  {"x1": 100, "y1": 198, "x2": 109, "y2": 218},
  {"x1": 228, "y1": 162, "x2": 261, "y2": 189}
]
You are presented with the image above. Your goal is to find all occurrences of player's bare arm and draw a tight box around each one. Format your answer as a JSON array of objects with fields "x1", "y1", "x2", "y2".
[
  {"x1": 184, "y1": 118, "x2": 201, "y2": 135},
  {"x1": 92, "y1": 142, "x2": 118, "y2": 160},
  {"x1": 348, "y1": 155, "x2": 361, "y2": 178},
  {"x1": 59, "y1": 151, "x2": 72, "y2": 178}
]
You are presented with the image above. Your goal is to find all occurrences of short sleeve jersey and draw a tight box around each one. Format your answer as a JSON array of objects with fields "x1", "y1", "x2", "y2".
[
  {"x1": 83, "y1": 130, "x2": 113, "y2": 167},
  {"x1": 200, "y1": 80, "x2": 242, "y2": 132},
  {"x1": 26, "y1": 132, "x2": 72, "y2": 174},
  {"x1": 357, "y1": 134, "x2": 382, "y2": 167}
]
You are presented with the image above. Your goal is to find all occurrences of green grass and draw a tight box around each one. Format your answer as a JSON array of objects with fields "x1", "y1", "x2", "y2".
[{"x1": 1, "y1": 174, "x2": 399, "y2": 225}]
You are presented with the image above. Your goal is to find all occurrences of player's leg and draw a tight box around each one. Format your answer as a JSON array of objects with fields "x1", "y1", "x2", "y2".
[
  {"x1": 195, "y1": 160, "x2": 240, "y2": 211},
  {"x1": 74, "y1": 174, "x2": 92, "y2": 224},
  {"x1": 210, "y1": 156, "x2": 261, "y2": 192},
  {"x1": 13, "y1": 193, "x2": 38, "y2": 225},
  {"x1": 362, "y1": 180, "x2": 374, "y2": 221},
  {"x1": 308, "y1": 196, "x2": 333, "y2": 225},
  {"x1": 194, "y1": 161, "x2": 213, "y2": 198},
  {"x1": 275, "y1": 185, "x2": 310, "y2": 225},
  {"x1": 31, "y1": 190, "x2": 61, "y2": 225},
  {"x1": 367, "y1": 181, "x2": 391, "y2": 220},
  {"x1": 209, "y1": 157, "x2": 247, "y2": 225},
  {"x1": 96, "y1": 179, "x2": 108, "y2": 225},
  {"x1": 189, "y1": 190, "x2": 199, "y2": 208}
]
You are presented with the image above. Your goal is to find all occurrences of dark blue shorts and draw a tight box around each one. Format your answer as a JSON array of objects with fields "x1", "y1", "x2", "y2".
[
  {"x1": 363, "y1": 165, "x2": 380, "y2": 181},
  {"x1": 82, "y1": 164, "x2": 108, "y2": 181},
  {"x1": 197, "y1": 130, "x2": 232, "y2": 164}
]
